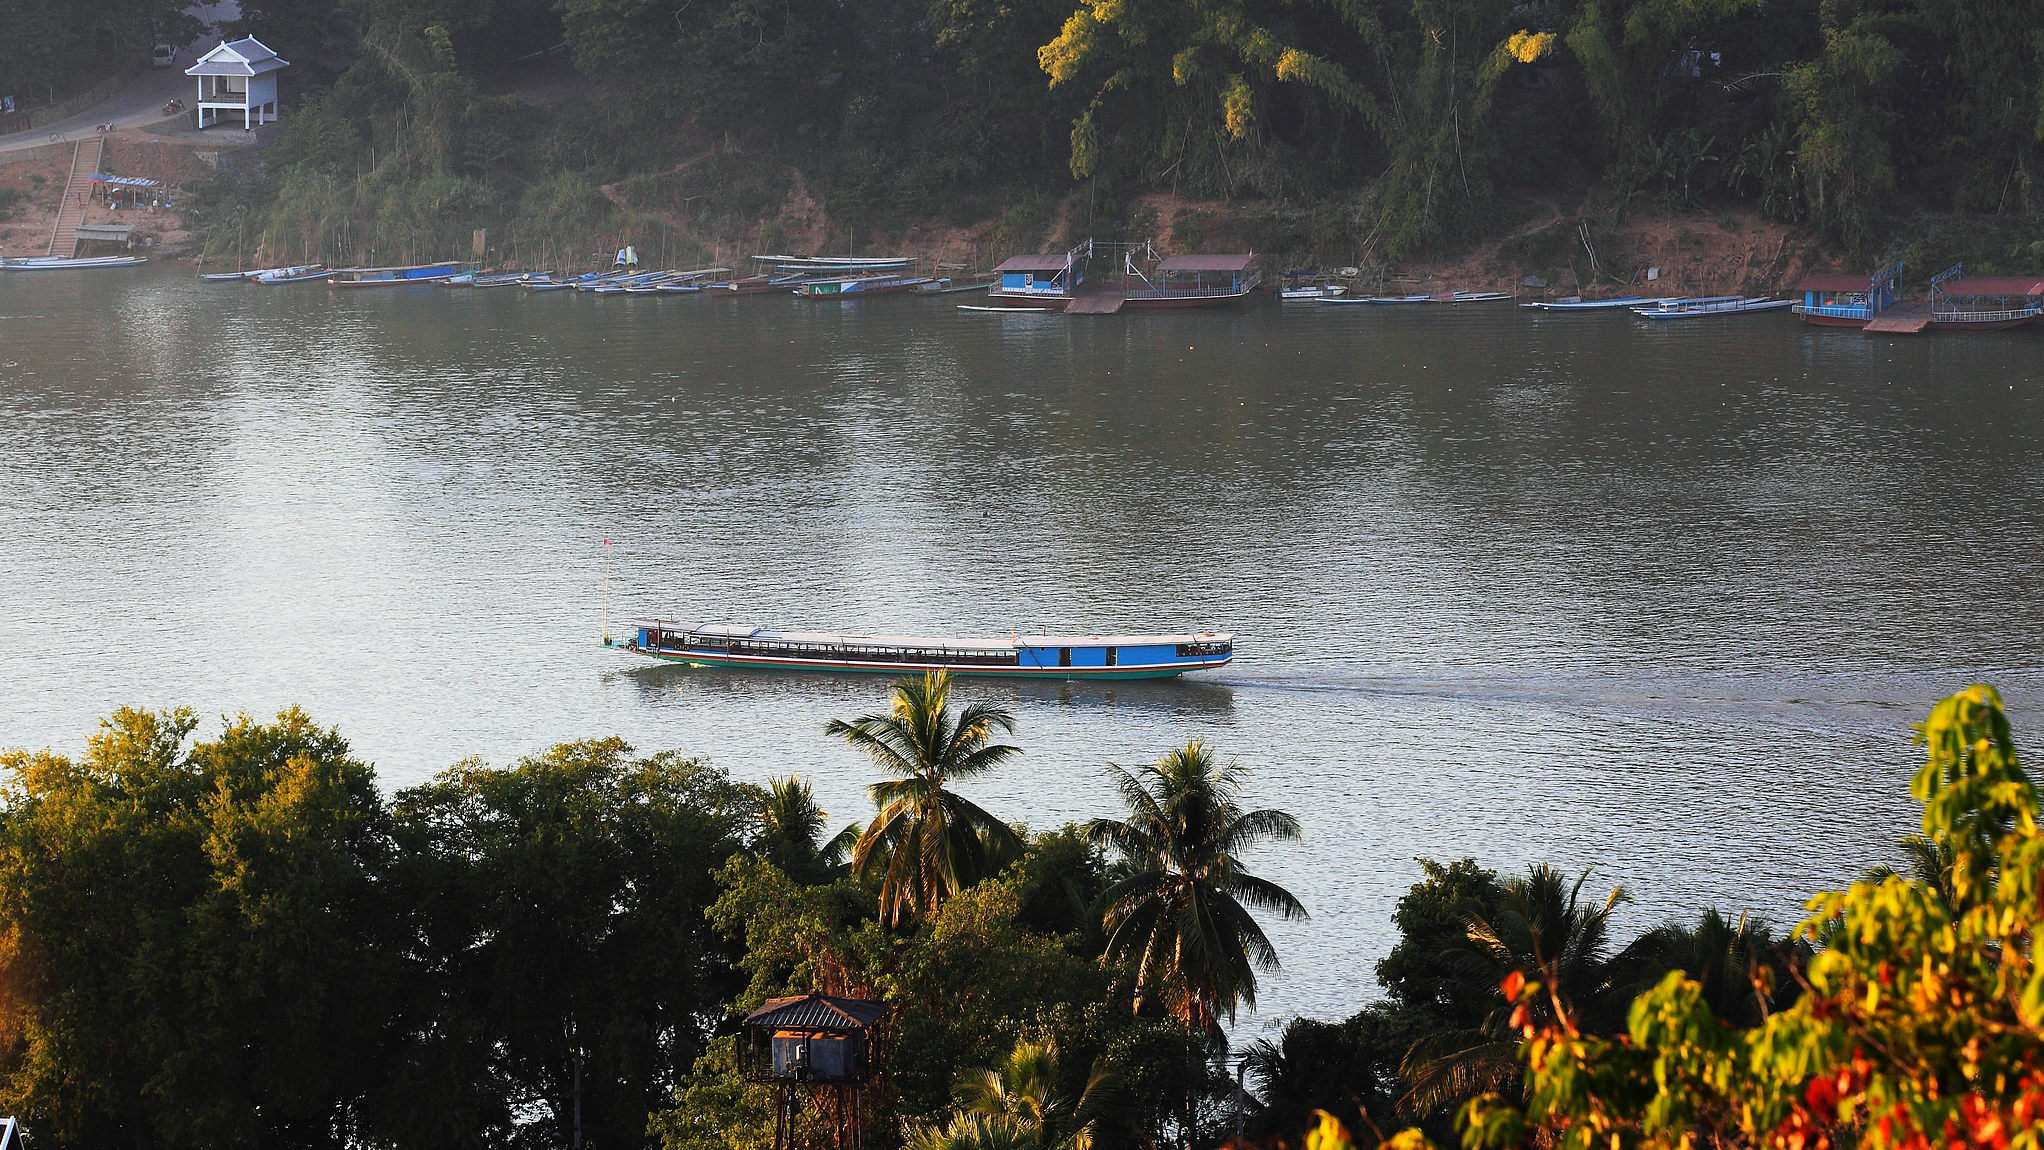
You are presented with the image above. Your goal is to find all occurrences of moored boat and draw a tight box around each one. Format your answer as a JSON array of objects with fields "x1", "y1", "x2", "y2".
[
  {"x1": 612, "y1": 622, "x2": 1234, "y2": 680},
  {"x1": 796, "y1": 273, "x2": 937, "y2": 298},
  {"x1": 1521, "y1": 295, "x2": 1673, "y2": 311},
  {"x1": 2, "y1": 255, "x2": 147, "y2": 270},
  {"x1": 1280, "y1": 283, "x2": 1346, "y2": 300},
  {"x1": 1791, "y1": 262, "x2": 1902, "y2": 328},
  {"x1": 1122, "y1": 253, "x2": 1261, "y2": 308},
  {"x1": 1927, "y1": 264, "x2": 2044, "y2": 331},
  {"x1": 703, "y1": 274, "x2": 809, "y2": 295},
  {"x1": 254, "y1": 264, "x2": 328, "y2": 284},
  {"x1": 1325, "y1": 290, "x2": 1509, "y2": 304},
  {"x1": 328, "y1": 261, "x2": 462, "y2": 287},
  {"x1": 1631, "y1": 295, "x2": 1792, "y2": 320},
  {"x1": 985, "y1": 251, "x2": 1083, "y2": 310}
]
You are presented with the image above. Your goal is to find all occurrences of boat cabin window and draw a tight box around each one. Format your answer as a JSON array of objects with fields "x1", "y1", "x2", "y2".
[
  {"x1": 1105, "y1": 647, "x2": 1117, "y2": 666},
  {"x1": 1058, "y1": 647, "x2": 1072, "y2": 667}
]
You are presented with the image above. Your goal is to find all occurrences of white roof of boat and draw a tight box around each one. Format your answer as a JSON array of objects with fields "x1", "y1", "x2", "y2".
[{"x1": 632, "y1": 621, "x2": 1232, "y2": 648}]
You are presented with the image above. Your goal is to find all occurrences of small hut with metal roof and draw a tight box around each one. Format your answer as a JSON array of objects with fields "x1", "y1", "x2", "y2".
[
  {"x1": 742, "y1": 991, "x2": 888, "y2": 1150},
  {"x1": 185, "y1": 37, "x2": 289, "y2": 130}
]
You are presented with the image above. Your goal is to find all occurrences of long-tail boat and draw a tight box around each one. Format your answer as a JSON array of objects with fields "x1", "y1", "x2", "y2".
[
  {"x1": 611, "y1": 623, "x2": 1234, "y2": 680},
  {"x1": 327, "y1": 261, "x2": 462, "y2": 287}
]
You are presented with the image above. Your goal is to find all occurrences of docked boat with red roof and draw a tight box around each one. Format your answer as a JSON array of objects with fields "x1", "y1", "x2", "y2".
[
  {"x1": 1792, "y1": 261, "x2": 1902, "y2": 328},
  {"x1": 1928, "y1": 265, "x2": 2044, "y2": 331},
  {"x1": 983, "y1": 240, "x2": 1260, "y2": 313}
]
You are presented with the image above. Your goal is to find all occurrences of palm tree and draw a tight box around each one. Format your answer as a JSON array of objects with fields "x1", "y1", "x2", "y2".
[
  {"x1": 905, "y1": 1038, "x2": 1106, "y2": 1150},
  {"x1": 1087, "y1": 741, "x2": 1307, "y2": 1035},
  {"x1": 1088, "y1": 741, "x2": 1305, "y2": 1150},
  {"x1": 1398, "y1": 864, "x2": 1626, "y2": 1118},
  {"x1": 1604, "y1": 907, "x2": 1807, "y2": 1028},
  {"x1": 756, "y1": 775, "x2": 859, "y2": 880},
  {"x1": 1862, "y1": 832, "x2": 1960, "y2": 910},
  {"x1": 826, "y1": 671, "x2": 1025, "y2": 926}
]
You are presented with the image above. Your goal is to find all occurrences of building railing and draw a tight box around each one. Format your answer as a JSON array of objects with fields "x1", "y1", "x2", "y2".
[
  {"x1": 1791, "y1": 303, "x2": 1870, "y2": 318},
  {"x1": 1127, "y1": 271, "x2": 1264, "y2": 298},
  {"x1": 1930, "y1": 305, "x2": 2043, "y2": 324}
]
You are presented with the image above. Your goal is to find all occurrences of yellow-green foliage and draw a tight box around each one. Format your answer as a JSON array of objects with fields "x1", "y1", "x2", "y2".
[{"x1": 1452, "y1": 685, "x2": 2044, "y2": 1150}]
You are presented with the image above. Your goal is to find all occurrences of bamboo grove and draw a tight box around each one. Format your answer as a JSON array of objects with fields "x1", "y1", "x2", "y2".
[{"x1": 0, "y1": 679, "x2": 2035, "y2": 1150}]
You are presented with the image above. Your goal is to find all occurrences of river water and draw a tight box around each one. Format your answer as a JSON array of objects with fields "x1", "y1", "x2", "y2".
[{"x1": 3, "y1": 267, "x2": 2040, "y2": 1030}]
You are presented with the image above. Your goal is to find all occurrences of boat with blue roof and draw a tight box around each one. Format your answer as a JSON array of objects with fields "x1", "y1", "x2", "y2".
[{"x1": 611, "y1": 622, "x2": 1233, "y2": 679}]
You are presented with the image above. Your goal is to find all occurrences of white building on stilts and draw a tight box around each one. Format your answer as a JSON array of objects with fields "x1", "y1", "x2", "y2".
[{"x1": 185, "y1": 37, "x2": 289, "y2": 130}]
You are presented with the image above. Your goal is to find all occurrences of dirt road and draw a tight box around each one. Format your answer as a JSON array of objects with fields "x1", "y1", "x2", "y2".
[{"x1": 0, "y1": 1, "x2": 242, "y2": 155}]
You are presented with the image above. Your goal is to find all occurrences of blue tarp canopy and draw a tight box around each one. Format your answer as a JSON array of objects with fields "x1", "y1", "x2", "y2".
[{"x1": 88, "y1": 174, "x2": 162, "y2": 187}]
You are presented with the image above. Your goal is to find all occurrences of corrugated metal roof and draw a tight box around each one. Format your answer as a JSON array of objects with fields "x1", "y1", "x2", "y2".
[
  {"x1": 1939, "y1": 277, "x2": 2044, "y2": 297},
  {"x1": 744, "y1": 993, "x2": 887, "y2": 1030},
  {"x1": 1796, "y1": 274, "x2": 1871, "y2": 292},
  {"x1": 1158, "y1": 254, "x2": 1254, "y2": 272},
  {"x1": 995, "y1": 255, "x2": 1069, "y2": 273}
]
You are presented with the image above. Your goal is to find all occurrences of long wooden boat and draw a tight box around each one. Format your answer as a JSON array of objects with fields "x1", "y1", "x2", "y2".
[
  {"x1": 1632, "y1": 295, "x2": 1792, "y2": 320},
  {"x1": 2, "y1": 255, "x2": 147, "y2": 270},
  {"x1": 472, "y1": 271, "x2": 540, "y2": 288},
  {"x1": 328, "y1": 261, "x2": 461, "y2": 287},
  {"x1": 796, "y1": 274, "x2": 937, "y2": 298},
  {"x1": 1521, "y1": 295, "x2": 1672, "y2": 311},
  {"x1": 1280, "y1": 284, "x2": 1346, "y2": 300},
  {"x1": 200, "y1": 268, "x2": 264, "y2": 281},
  {"x1": 1326, "y1": 290, "x2": 1510, "y2": 305},
  {"x1": 703, "y1": 274, "x2": 808, "y2": 295},
  {"x1": 756, "y1": 254, "x2": 916, "y2": 272},
  {"x1": 254, "y1": 264, "x2": 327, "y2": 284},
  {"x1": 613, "y1": 623, "x2": 1234, "y2": 680}
]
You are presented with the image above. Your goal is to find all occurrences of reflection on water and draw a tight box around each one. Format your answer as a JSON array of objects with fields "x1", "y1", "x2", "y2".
[
  {"x1": 2, "y1": 268, "x2": 2042, "y2": 1032},
  {"x1": 620, "y1": 662, "x2": 1238, "y2": 720}
]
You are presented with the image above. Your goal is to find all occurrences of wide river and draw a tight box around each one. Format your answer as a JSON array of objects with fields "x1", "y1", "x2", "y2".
[{"x1": 3, "y1": 268, "x2": 2040, "y2": 1031}]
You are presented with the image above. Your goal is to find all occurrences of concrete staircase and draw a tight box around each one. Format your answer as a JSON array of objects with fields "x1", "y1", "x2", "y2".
[{"x1": 46, "y1": 136, "x2": 103, "y2": 257}]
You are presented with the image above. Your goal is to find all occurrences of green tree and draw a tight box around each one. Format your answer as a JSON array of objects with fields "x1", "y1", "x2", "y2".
[
  {"x1": 1455, "y1": 684, "x2": 2044, "y2": 1150},
  {"x1": 1398, "y1": 865, "x2": 1627, "y2": 1119},
  {"x1": 0, "y1": 706, "x2": 391, "y2": 1150},
  {"x1": 827, "y1": 671, "x2": 1025, "y2": 927},
  {"x1": 385, "y1": 738, "x2": 756, "y2": 1150},
  {"x1": 1562, "y1": 0, "x2": 1762, "y2": 181},
  {"x1": 657, "y1": 857, "x2": 1112, "y2": 1150}
]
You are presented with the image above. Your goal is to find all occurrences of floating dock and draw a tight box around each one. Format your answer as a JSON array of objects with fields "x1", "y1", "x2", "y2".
[{"x1": 1864, "y1": 301, "x2": 1932, "y2": 334}]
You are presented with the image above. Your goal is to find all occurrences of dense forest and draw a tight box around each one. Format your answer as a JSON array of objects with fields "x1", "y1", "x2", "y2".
[
  {"x1": 8, "y1": 0, "x2": 2040, "y2": 269},
  {"x1": 0, "y1": 678, "x2": 2036, "y2": 1150}
]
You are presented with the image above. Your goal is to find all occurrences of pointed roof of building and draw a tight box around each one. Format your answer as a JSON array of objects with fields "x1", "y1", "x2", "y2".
[
  {"x1": 186, "y1": 37, "x2": 290, "y2": 77},
  {"x1": 742, "y1": 991, "x2": 886, "y2": 1032}
]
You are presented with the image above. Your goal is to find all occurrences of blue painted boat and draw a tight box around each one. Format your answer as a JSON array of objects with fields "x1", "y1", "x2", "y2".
[
  {"x1": 328, "y1": 261, "x2": 462, "y2": 287},
  {"x1": 1520, "y1": 295, "x2": 1671, "y2": 311},
  {"x1": 612, "y1": 622, "x2": 1234, "y2": 680},
  {"x1": 1631, "y1": 295, "x2": 1792, "y2": 320}
]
